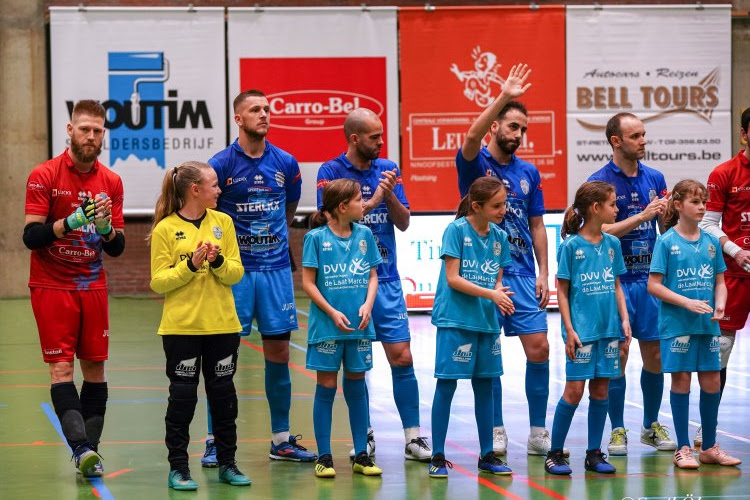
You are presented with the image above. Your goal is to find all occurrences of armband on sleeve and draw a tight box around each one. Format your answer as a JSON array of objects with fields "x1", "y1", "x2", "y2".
[
  {"x1": 102, "y1": 231, "x2": 125, "y2": 257},
  {"x1": 23, "y1": 222, "x2": 57, "y2": 250},
  {"x1": 699, "y1": 210, "x2": 727, "y2": 240}
]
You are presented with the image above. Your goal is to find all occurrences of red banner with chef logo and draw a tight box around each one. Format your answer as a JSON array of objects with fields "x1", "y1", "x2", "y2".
[{"x1": 399, "y1": 6, "x2": 567, "y2": 211}]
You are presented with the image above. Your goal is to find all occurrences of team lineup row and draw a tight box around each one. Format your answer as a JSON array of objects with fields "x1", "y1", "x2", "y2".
[{"x1": 22, "y1": 64, "x2": 750, "y2": 489}]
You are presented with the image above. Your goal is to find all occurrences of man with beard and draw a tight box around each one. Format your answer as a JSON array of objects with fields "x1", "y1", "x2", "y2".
[
  {"x1": 204, "y1": 90, "x2": 316, "y2": 465},
  {"x1": 23, "y1": 99, "x2": 125, "y2": 477},
  {"x1": 315, "y1": 108, "x2": 432, "y2": 463},
  {"x1": 587, "y1": 112, "x2": 676, "y2": 456},
  {"x1": 456, "y1": 64, "x2": 558, "y2": 457}
]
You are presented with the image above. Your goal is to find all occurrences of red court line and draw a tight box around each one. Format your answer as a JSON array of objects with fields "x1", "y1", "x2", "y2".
[
  {"x1": 450, "y1": 462, "x2": 526, "y2": 500},
  {"x1": 446, "y1": 440, "x2": 572, "y2": 500},
  {"x1": 104, "y1": 469, "x2": 134, "y2": 479}
]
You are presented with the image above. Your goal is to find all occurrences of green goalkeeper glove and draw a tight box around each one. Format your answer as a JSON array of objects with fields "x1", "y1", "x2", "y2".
[{"x1": 64, "y1": 198, "x2": 96, "y2": 231}]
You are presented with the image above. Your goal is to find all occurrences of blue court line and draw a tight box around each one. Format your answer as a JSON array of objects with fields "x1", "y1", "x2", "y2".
[{"x1": 40, "y1": 403, "x2": 115, "y2": 500}]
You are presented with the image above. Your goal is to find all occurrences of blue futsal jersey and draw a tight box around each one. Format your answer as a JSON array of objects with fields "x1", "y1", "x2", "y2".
[
  {"x1": 456, "y1": 147, "x2": 545, "y2": 278},
  {"x1": 209, "y1": 140, "x2": 302, "y2": 271},
  {"x1": 302, "y1": 223, "x2": 382, "y2": 343},
  {"x1": 556, "y1": 233, "x2": 627, "y2": 343},
  {"x1": 588, "y1": 161, "x2": 667, "y2": 283},
  {"x1": 650, "y1": 228, "x2": 726, "y2": 339},
  {"x1": 317, "y1": 154, "x2": 409, "y2": 283},
  {"x1": 432, "y1": 217, "x2": 512, "y2": 334}
]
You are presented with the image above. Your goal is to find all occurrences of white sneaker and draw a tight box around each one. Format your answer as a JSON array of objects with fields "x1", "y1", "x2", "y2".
[
  {"x1": 404, "y1": 436, "x2": 432, "y2": 462},
  {"x1": 349, "y1": 429, "x2": 375, "y2": 459},
  {"x1": 694, "y1": 426, "x2": 703, "y2": 449},
  {"x1": 493, "y1": 427, "x2": 508, "y2": 455},
  {"x1": 640, "y1": 422, "x2": 677, "y2": 451},
  {"x1": 527, "y1": 429, "x2": 570, "y2": 457},
  {"x1": 608, "y1": 427, "x2": 629, "y2": 456}
]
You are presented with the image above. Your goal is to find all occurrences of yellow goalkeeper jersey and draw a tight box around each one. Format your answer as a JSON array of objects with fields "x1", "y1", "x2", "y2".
[{"x1": 150, "y1": 209, "x2": 244, "y2": 335}]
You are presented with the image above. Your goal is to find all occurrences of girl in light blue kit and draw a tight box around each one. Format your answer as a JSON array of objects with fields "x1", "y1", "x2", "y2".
[
  {"x1": 428, "y1": 177, "x2": 515, "y2": 478},
  {"x1": 301, "y1": 179, "x2": 383, "y2": 478},
  {"x1": 546, "y1": 181, "x2": 631, "y2": 476},
  {"x1": 647, "y1": 179, "x2": 740, "y2": 469}
]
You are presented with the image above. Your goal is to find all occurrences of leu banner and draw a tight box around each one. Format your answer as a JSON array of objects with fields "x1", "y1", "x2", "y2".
[
  {"x1": 566, "y1": 5, "x2": 732, "y2": 202},
  {"x1": 50, "y1": 7, "x2": 226, "y2": 215},
  {"x1": 399, "y1": 6, "x2": 568, "y2": 212},
  {"x1": 227, "y1": 7, "x2": 399, "y2": 213}
]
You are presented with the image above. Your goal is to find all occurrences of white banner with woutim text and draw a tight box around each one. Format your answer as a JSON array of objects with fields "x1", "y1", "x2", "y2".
[
  {"x1": 566, "y1": 5, "x2": 731, "y2": 202},
  {"x1": 50, "y1": 7, "x2": 226, "y2": 215},
  {"x1": 227, "y1": 7, "x2": 399, "y2": 212}
]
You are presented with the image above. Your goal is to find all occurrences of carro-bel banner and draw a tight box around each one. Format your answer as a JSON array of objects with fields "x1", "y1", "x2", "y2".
[
  {"x1": 399, "y1": 6, "x2": 567, "y2": 212},
  {"x1": 566, "y1": 5, "x2": 732, "y2": 201},
  {"x1": 227, "y1": 7, "x2": 399, "y2": 212},
  {"x1": 50, "y1": 7, "x2": 226, "y2": 215}
]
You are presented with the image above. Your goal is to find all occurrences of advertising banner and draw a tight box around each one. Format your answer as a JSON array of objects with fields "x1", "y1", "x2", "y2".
[
  {"x1": 566, "y1": 5, "x2": 732, "y2": 201},
  {"x1": 395, "y1": 214, "x2": 564, "y2": 311},
  {"x1": 227, "y1": 7, "x2": 399, "y2": 212},
  {"x1": 50, "y1": 7, "x2": 226, "y2": 215},
  {"x1": 399, "y1": 6, "x2": 568, "y2": 212}
]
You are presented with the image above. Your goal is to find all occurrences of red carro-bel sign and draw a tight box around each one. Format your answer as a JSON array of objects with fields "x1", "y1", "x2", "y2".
[{"x1": 239, "y1": 57, "x2": 388, "y2": 163}]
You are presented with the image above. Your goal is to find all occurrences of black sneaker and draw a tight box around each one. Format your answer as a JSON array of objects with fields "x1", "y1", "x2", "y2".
[
  {"x1": 544, "y1": 450, "x2": 572, "y2": 475},
  {"x1": 315, "y1": 454, "x2": 336, "y2": 478},
  {"x1": 428, "y1": 453, "x2": 453, "y2": 478},
  {"x1": 584, "y1": 448, "x2": 616, "y2": 474},
  {"x1": 352, "y1": 451, "x2": 382, "y2": 476}
]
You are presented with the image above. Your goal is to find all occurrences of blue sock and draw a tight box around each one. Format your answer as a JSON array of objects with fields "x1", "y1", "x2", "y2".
[
  {"x1": 608, "y1": 375, "x2": 626, "y2": 429},
  {"x1": 587, "y1": 397, "x2": 609, "y2": 451},
  {"x1": 641, "y1": 369, "x2": 664, "y2": 429},
  {"x1": 392, "y1": 365, "x2": 420, "y2": 429},
  {"x1": 364, "y1": 382, "x2": 371, "y2": 429},
  {"x1": 526, "y1": 361, "x2": 550, "y2": 428},
  {"x1": 699, "y1": 390, "x2": 721, "y2": 450},
  {"x1": 670, "y1": 391, "x2": 691, "y2": 449},
  {"x1": 551, "y1": 398, "x2": 578, "y2": 451},
  {"x1": 472, "y1": 378, "x2": 493, "y2": 457},
  {"x1": 206, "y1": 400, "x2": 213, "y2": 435},
  {"x1": 313, "y1": 384, "x2": 336, "y2": 456},
  {"x1": 431, "y1": 379, "x2": 457, "y2": 456},
  {"x1": 343, "y1": 377, "x2": 368, "y2": 455},
  {"x1": 265, "y1": 360, "x2": 291, "y2": 433},
  {"x1": 492, "y1": 377, "x2": 504, "y2": 427}
]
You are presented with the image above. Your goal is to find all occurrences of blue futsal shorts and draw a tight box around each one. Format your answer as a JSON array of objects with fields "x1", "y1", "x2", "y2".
[
  {"x1": 372, "y1": 280, "x2": 411, "y2": 343},
  {"x1": 565, "y1": 338, "x2": 620, "y2": 381},
  {"x1": 232, "y1": 268, "x2": 298, "y2": 336},
  {"x1": 499, "y1": 274, "x2": 548, "y2": 336},
  {"x1": 434, "y1": 327, "x2": 503, "y2": 379},
  {"x1": 660, "y1": 335, "x2": 721, "y2": 373},
  {"x1": 306, "y1": 339, "x2": 373, "y2": 373},
  {"x1": 622, "y1": 280, "x2": 659, "y2": 342}
]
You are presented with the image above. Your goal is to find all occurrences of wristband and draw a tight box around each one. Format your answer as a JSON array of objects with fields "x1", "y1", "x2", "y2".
[{"x1": 723, "y1": 240, "x2": 741, "y2": 258}]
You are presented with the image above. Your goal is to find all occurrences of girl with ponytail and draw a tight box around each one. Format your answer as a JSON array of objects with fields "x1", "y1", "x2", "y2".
[
  {"x1": 149, "y1": 161, "x2": 249, "y2": 490},
  {"x1": 301, "y1": 178, "x2": 384, "y2": 478},
  {"x1": 546, "y1": 180, "x2": 630, "y2": 476}
]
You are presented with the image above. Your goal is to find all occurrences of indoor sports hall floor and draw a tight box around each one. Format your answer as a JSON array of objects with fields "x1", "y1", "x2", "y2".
[{"x1": 1, "y1": 296, "x2": 748, "y2": 500}]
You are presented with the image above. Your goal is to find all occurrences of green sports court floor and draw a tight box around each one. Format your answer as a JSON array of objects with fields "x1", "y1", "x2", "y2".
[{"x1": 1, "y1": 296, "x2": 748, "y2": 499}]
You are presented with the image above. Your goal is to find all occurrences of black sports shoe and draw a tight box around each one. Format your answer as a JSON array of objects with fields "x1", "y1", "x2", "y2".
[
  {"x1": 584, "y1": 448, "x2": 616, "y2": 474},
  {"x1": 428, "y1": 453, "x2": 453, "y2": 478},
  {"x1": 544, "y1": 449, "x2": 572, "y2": 475}
]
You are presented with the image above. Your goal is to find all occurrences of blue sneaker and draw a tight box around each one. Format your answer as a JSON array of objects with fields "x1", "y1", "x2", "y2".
[
  {"x1": 428, "y1": 453, "x2": 453, "y2": 478},
  {"x1": 545, "y1": 450, "x2": 572, "y2": 475},
  {"x1": 478, "y1": 452, "x2": 512, "y2": 475},
  {"x1": 584, "y1": 449, "x2": 616, "y2": 474},
  {"x1": 73, "y1": 445, "x2": 103, "y2": 477},
  {"x1": 201, "y1": 438, "x2": 218, "y2": 468},
  {"x1": 168, "y1": 469, "x2": 198, "y2": 491},
  {"x1": 269, "y1": 434, "x2": 317, "y2": 462},
  {"x1": 218, "y1": 462, "x2": 252, "y2": 486}
]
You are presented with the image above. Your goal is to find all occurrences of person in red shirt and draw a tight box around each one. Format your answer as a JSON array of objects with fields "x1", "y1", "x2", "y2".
[
  {"x1": 697, "y1": 107, "x2": 750, "y2": 448},
  {"x1": 23, "y1": 100, "x2": 125, "y2": 477}
]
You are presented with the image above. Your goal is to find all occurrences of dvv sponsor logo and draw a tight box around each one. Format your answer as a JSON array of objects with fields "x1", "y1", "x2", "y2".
[
  {"x1": 670, "y1": 335, "x2": 691, "y2": 354},
  {"x1": 66, "y1": 51, "x2": 214, "y2": 170},
  {"x1": 175, "y1": 357, "x2": 198, "y2": 377},
  {"x1": 452, "y1": 343, "x2": 473, "y2": 363},
  {"x1": 215, "y1": 355, "x2": 235, "y2": 377},
  {"x1": 268, "y1": 90, "x2": 383, "y2": 131},
  {"x1": 574, "y1": 344, "x2": 593, "y2": 364}
]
